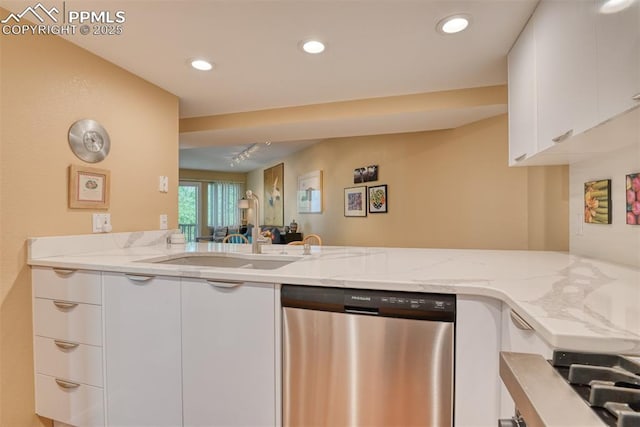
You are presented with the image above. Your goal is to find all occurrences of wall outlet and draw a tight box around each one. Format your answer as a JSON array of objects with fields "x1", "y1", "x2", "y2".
[
  {"x1": 92, "y1": 213, "x2": 112, "y2": 233},
  {"x1": 159, "y1": 176, "x2": 169, "y2": 193},
  {"x1": 160, "y1": 214, "x2": 168, "y2": 230},
  {"x1": 576, "y1": 213, "x2": 584, "y2": 236}
]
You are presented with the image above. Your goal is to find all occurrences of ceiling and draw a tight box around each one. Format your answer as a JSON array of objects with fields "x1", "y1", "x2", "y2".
[
  {"x1": 1, "y1": 0, "x2": 538, "y2": 171},
  {"x1": 180, "y1": 139, "x2": 321, "y2": 173}
]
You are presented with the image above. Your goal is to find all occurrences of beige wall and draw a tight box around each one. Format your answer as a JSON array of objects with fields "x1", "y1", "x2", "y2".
[
  {"x1": 248, "y1": 115, "x2": 569, "y2": 250},
  {"x1": 180, "y1": 85, "x2": 507, "y2": 132},
  {"x1": 0, "y1": 23, "x2": 179, "y2": 426}
]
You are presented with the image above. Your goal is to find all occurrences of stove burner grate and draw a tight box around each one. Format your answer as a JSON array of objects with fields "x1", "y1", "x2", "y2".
[{"x1": 552, "y1": 350, "x2": 640, "y2": 427}]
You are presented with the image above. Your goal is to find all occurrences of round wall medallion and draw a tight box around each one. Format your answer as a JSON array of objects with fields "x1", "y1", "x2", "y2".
[{"x1": 68, "y1": 119, "x2": 111, "y2": 163}]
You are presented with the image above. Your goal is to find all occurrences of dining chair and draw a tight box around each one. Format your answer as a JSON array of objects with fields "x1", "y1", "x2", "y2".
[
  {"x1": 222, "y1": 234, "x2": 249, "y2": 244},
  {"x1": 303, "y1": 234, "x2": 322, "y2": 246}
]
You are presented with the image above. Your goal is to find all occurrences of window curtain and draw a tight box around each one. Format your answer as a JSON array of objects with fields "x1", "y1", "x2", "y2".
[{"x1": 207, "y1": 182, "x2": 244, "y2": 227}]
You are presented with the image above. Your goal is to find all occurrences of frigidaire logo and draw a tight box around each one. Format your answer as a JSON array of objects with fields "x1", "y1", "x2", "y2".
[
  {"x1": 351, "y1": 296, "x2": 371, "y2": 301},
  {"x1": 1, "y1": 2, "x2": 126, "y2": 36}
]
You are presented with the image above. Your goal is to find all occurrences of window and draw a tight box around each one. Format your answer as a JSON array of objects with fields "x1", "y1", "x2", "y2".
[
  {"x1": 208, "y1": 181, "x2": 244, "y2": 227},
  {"x1": 178, "y1": 181, "x2": 201, "y2": 242}
]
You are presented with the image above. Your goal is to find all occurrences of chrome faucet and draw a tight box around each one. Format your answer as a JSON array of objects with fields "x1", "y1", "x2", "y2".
[{"x1": 246, "y1": 190, "x2": 266, "y2": 254}]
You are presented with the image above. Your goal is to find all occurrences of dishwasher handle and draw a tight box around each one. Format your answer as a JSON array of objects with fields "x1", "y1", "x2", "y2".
[{"x1": 345, "y1": 306, "x2": 379, "y2": 316}]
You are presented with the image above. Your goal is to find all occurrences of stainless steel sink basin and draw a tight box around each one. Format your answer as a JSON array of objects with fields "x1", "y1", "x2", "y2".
[{"x1": 142, "y1": 254, "x2": 299, "y2": 270}]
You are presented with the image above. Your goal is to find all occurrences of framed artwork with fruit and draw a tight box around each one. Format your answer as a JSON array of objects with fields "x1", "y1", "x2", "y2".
[
  {"x1": 626, "y1": 173, "x2": 640, "y2": 225},
  {"x1": 584, "y1": 179, "x2": 611, "y2": 224}
]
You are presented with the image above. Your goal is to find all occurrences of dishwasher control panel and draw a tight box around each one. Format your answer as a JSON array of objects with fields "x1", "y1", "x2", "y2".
[
  {"x1": 345, "y1": 290, "x2": 455, "y2": 321},
  {"x1": 282, "y1": 285, "x2": 455, "y2": 322},
  {"x1": 377, "y1": 295, "x2": 450, "y2": 311}
]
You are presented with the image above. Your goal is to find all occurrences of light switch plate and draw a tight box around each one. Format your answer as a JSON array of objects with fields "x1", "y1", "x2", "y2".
[
  {"x1": 92, "y1": 213, "x2": 111, "y2": 233},
  {"x1": 159, "y1": 176, "x2": 169, "y2": 193},
  {"x1": 160, "y1": 214, "x2": 168, "y2": 230}
]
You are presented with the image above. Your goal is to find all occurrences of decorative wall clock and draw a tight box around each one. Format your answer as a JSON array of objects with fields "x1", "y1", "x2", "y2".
[{"x1": 68, "y1": 119, "x2": 111, "y2": 163}]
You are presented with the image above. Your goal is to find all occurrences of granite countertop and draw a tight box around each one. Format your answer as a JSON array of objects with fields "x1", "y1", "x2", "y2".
[{"x1": 27, "y1": 231, "x2": 640, "y2": 355}]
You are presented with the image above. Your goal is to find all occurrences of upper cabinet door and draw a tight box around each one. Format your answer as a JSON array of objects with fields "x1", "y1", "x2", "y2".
[
  {"x1": 508, "y1": 21, "x2": 537, "y2": 165},
  {"x1": 535, "y1": 0, "x2": 599, "y2": 152},
  {"x1": 596, "y1": 0, "x2": 640, "y2": 121}
]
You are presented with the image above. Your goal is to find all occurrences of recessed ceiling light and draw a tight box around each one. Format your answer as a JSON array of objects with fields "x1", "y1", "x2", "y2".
[
  {"x1": 599, "y1": 0, "x2": 634, "y2": 13},
  {"x1": 436, "y1": 14, "x2": 471, "y2": 35},
  {"x1": 301, "y1": 40, "x2": 326, "y2": 54},
  {"x1": 190, "y1": 59, "x2": 213, "y2": 71}
]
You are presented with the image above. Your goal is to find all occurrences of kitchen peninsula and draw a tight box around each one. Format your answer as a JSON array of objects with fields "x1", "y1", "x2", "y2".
[{"x1": 28, "y1": 230, "x2": 640, "y2": 427}]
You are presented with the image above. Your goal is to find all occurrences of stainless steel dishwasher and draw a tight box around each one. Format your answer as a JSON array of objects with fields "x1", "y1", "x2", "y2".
[{"x1": 282, "y1": 285, "x2": 455, "y2": 427}]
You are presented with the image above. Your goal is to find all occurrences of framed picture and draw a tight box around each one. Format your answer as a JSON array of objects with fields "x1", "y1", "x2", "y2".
[
  {"x1": 353, "y1": 164, "x2": 379, "y2": 183},
  {"x1": 368, "y1": 184, "x2": 388, "y2": 213},
  {"x1": 626, "y1": 172, "x2": 640, "y2": 225},
  {"x1": 297, "y1": 170, "x2": 323, "y2": 213},
  {"x1": 263, "y1": 163, "x2": 284, "y2": 226},
  {"x1": 344, "y1": 186, "x2": 367, "y2": 217},
  {"x1": 584, "y1": 179, "x2": 611, "y2": 224},
  {"x1": 68, "y1": 164, "x2": 110, "y2": 209}
]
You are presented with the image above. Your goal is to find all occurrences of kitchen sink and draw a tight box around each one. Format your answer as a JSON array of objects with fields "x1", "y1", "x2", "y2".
[{"x1": 141, "y1": 254, "x2": 299, "y2": 270}]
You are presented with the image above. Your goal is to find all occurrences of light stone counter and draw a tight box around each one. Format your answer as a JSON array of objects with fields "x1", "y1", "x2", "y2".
[{"x1": 28, "y1": 230, "x2": 640, "y2": 354}]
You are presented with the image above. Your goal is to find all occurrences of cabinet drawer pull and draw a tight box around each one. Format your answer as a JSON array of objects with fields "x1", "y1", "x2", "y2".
[
  {"x1": 55, "y1": 378, "x2": 80, "y2": 389},
  {"x1": 206, "y1": 280, "x2": 243, "y2": 288},
  {"x1": 551, "y1": 129, "x2": 573, "y2": 143},
  {"x1": 53, "y1": 300, "x2": 78, "y2": 310},
  {"x1": 54, "y1": 340, "x2": 79, "y2": 350},
  {"x1": 514, "y1": 153, "x2": 527, "y2": 162},
  {"x1": 53, "y1": 268, "x2": 76, "y2": 276},
  {"x1": 125, "y1": 274, "x2": 155, "y2": 283},
  {"x1": 633, "y1": 93, "x2": 640, "y2": 101},
  {"x1": 510, "y1": 309, "x2": 533, "y2": 331}
]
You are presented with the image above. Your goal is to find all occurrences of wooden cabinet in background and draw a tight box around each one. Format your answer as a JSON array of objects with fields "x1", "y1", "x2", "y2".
[{"x1": 283, "y1": 232, "x2": 303, "y2": 244}]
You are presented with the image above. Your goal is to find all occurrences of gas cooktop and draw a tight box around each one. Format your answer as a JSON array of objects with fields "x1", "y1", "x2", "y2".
[
  {"x1": 500, "y1": 350, "x2": 640, "y2": 427},
  {"x1": 552, "y1": 351, "x2": 640, "y2": 427}
]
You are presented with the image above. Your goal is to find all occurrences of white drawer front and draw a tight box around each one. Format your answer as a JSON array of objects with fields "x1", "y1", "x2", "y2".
[
  {"x1": 33, "y1": 267, "x2": 101, "y2": 305},
  {"x1": 34, "y1": 298, "x2": 102, "y2": 346},
  {"x1": 34, "y1": 336, "x2": 103, "y2": 387},
  {"x1": 35, "y1": 374, "x2": 104, "y2": 427}
]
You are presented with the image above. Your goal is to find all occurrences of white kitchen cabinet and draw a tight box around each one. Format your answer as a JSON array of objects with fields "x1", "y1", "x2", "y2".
[
  {"x1": 455, "y1": 297, "x2": 556, "y2": 423},
  {"x1": 596, "y1": 0, "x2": 640, "y2": 121},
  {"x1": 181, "y1": 278, "x2": 277, "y2": 427},
  {"x1": 31, "y1": 267, "x2": 104, "y2": 427},
  {"x1": 508, "y1": 20, "x2": 537, "y2": 165},
  {"x1": 34, "y1": 336, "x2": 103, "y2": 387},
  {"x1": 33, "y1": 298, "x2": 102, "y2": 346},
  {"x1": 455, "y1": 296, "x2": 503, "y2": 427},
  {"x1": 103, "y1": 273, "x2": 182, "y2": 427},
  {"x1": 32, "y1": 267, "x2": 102, "y2": 304},
  {"x1": 499, "y1": 303, "x2": 553, "y2": 418},
  {"x1": 500, "y1": 303, "x2": 552, "y2": 357},
  {"x1": 508, "y1": 0, "x2": 640, "y2": 166},
  {"x1": 534, "y1": 0, "x2": 598, "y2": 152},
  {"x1": 35, "y1": 374, "x2": 104, "y2": 427}
]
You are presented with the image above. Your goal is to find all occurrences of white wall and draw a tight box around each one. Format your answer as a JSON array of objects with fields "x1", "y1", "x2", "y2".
[{"x1": 570, "y1": 136, "x2": 640, "y2": 267}]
